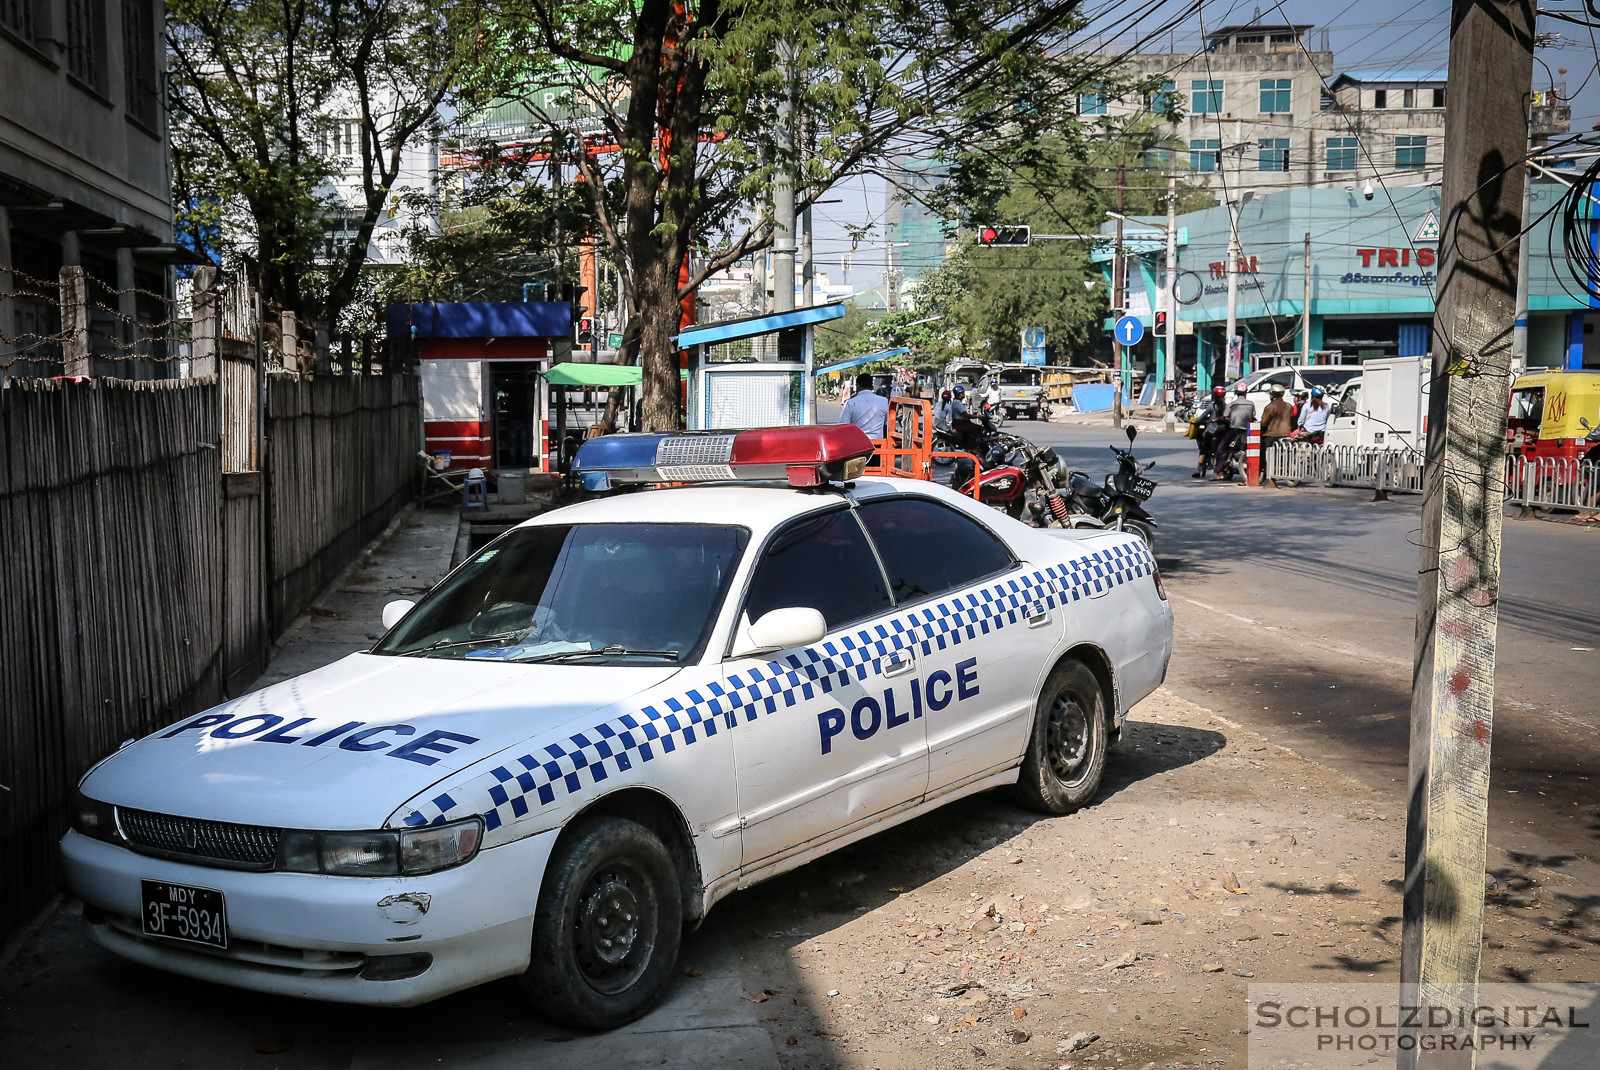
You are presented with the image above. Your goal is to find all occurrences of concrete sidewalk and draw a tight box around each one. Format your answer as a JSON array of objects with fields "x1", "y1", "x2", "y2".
[{"x1": 251, "y1": 505, "x2": 459, "y2": 689}]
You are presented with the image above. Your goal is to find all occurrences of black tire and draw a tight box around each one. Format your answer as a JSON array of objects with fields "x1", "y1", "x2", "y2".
[
  {"x1": 1121, "y1": 517, "x2": 1155, "y2": 551},
  {"x1": 1013, "y1": 658, "x2": 1109, "y2": 814},
  {"x1": 521, "y1": 816, "x2": 683, "y2": 1029}
]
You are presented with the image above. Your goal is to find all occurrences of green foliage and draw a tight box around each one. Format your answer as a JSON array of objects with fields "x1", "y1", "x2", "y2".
[{"x1": 166, "y1": 0, "x2": 473, "y2": 330}]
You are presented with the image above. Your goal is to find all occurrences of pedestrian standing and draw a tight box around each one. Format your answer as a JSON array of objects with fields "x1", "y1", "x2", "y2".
[
  {"x1": 1215, "y1": 382, "x2": 1256, "y2": 481},
  {"x1": 840, "y1": 372, "x2": 889, "y2": 441}
]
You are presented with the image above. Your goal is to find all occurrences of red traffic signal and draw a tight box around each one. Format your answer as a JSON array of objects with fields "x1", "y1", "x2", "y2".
[
  {"x1": 1154, "y1": 311, "x2": 1168, "y2": 332},
  {"x1": 977, "y1": 225, "x2": 1031, "y2": 247},
  {"x1": 576, "y1": 317, "x2": 594, "y2": 345}
]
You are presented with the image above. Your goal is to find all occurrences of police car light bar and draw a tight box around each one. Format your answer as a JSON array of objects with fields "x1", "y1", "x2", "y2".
[{"x1": 574, "y1": 425, "x2": 875, "y2": 491}]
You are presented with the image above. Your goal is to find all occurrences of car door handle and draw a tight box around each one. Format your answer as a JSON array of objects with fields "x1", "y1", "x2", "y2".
[
  {"x1": 1026, "y1": 609, "x2": 1051, "y2": 628},
  {"x1": 883, "y1": 653, "x2": 916, "y2": 678}
]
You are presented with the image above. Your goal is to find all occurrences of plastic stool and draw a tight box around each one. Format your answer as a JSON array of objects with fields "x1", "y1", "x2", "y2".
[{"x1": 462, "y1": 467, "x2": 488, "y2": 510}]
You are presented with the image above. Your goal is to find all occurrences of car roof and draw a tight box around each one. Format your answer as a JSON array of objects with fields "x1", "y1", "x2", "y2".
[{"x1": 517, "y1": 478, "x2": 911, "y2": 533}]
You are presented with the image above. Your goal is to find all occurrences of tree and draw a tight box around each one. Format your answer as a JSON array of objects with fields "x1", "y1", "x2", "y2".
[
  {"x1": 902, "y1": 120, "x2": 1212, "y2": 366},
  {"x1": 466, "y1": 0, "x2": 1131, "y2": 428},
  {"x1": 166, "y1": 0, "x2": 472, "y2": 335}
]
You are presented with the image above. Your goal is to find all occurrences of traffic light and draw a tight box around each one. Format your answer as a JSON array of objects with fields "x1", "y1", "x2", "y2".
[
  {"x1": 576, "y1": 316, "x2": 594, "y2": 345},
  {"x1": 1154, "y1": 311, "x2": 1168, "y2": 333},
  {"x1": 977, "y1": 225, "x2": 1031, "y2": 247}
]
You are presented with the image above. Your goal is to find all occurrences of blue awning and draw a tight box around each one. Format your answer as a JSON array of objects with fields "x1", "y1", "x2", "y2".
[
  {"x1": 388, "y1": 301, "x2": 571, "y2": 340},
  {"x1": 676, "y1": 303, "x2": 847, "y2": 348},
  {"x1": 815, "y1": 347, "x2": 911, "y2": 375}
]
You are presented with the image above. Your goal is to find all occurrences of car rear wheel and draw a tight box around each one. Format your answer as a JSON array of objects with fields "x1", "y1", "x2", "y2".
[
  {"x1": 1013, "y1": 658, "x2": 1108, "y2": 814},
  {"x1": 521, "y1": 816, "x2": 682, "y2": 1029}
]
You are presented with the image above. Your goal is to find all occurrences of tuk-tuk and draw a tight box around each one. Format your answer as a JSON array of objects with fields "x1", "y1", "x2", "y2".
[{"x1": 1507, "y1": 370, "x2": 1600, "y2": 462}]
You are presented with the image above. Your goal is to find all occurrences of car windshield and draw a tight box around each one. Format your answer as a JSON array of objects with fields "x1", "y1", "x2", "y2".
[
  {"x1": 1301, "y1": 368, "x2": 1360, "y2": 389},
  {"x1": 374, "y1": 523, "x2": 748, "y2": 664}
]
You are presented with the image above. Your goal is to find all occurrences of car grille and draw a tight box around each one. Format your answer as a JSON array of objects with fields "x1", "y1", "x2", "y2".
[{"x1": 117, "y1": 808, "x2": 281, "y2": 870}]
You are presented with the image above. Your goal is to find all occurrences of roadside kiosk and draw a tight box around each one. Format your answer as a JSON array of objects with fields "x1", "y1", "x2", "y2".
[{"x1": 678, "y1": 304, "x2": 846, "y2": 429}]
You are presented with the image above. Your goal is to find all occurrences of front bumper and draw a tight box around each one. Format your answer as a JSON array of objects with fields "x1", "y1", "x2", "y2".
[{"x1": 61, "y1": 826, "x2": 559, "y2": 1006}]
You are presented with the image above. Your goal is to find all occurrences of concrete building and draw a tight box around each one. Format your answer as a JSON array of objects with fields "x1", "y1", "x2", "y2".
[
  {"x1": 315, "y1": 93, "x2": 439, "y2": 268},
  {"x1": 885, "y1": 158, "x2": 951, "y2": 286},
  {"x1": 2, "y1": 0, "x2": 186, "y2": 378},
  {"x1": 1111, "y1": 21, "x2": 1457, "y2": 197},
  {"x1": 1099, "y1": 182, "x2": 1597, "y2": 389}
]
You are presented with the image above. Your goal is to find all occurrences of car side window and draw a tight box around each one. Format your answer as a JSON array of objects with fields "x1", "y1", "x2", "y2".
[
  {"x1": 743, "y1": 509, "x2": 892, "y2": 631},
  {"x1": 856, "y1": 498, "x2": 1015, "y2": 604}
]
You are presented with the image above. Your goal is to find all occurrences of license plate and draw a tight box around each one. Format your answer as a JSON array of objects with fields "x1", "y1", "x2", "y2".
[
  {"x1": 140, "y1": 880, "x2": 228, "y2": 949},
  {"x1": 1130, "y1": 477, "x2": 1157, "y2": 500}
]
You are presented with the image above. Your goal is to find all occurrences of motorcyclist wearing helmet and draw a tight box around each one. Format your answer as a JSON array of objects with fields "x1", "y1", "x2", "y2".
[
  {"x1": 949, "y1": 384, "x2": 985, "y2": 455},
  {"x1": 1192, "y1": 385, "x2": 1228, "y2": 478},
  {"x1": 1215, "y1": 381, "x2": 1257, "y2": 481},
  {"x1": 1295, "y1": 385, "x2": 1334, "y2": 441}
]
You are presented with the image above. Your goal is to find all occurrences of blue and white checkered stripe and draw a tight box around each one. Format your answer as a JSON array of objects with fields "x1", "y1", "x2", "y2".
[{"x1": 397, "y1": 540, "x2": 1154, "y2": 832}]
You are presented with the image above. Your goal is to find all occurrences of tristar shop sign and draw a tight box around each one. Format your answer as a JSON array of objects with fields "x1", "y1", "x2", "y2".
[{"x1": 1354, "y1": 247, "x2": 1437, "y2": 268}]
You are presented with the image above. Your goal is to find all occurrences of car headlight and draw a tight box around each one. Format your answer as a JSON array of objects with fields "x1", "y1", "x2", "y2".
[
  {"x1": 71, "y1": 790, "x2": 122, "y2": 843},
  {"x1": 276, "y1": 817, "x2": 484, "y2": 876}
]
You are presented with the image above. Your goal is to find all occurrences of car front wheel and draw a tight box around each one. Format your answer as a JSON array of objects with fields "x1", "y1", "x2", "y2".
[
  {"x1": 1013, "y1": 658, "x2": 1109, "y2": 814},
  {"x1": 521, "y1": 816, "x2": 682, "y2": 1029}
]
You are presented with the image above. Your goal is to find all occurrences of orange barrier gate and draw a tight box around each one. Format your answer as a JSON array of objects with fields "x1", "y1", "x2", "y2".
[{"x1": 860, "y1": 397, "x2": 981, "y2": 499}]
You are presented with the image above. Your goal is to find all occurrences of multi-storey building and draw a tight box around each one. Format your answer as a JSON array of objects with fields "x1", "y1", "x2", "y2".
[
  {"x1": 2, "y1": 0, "x2": 187, "y2": 378},
  {"x1": 1112, "y1": 21, "x2": 1466, "y2": 196}
]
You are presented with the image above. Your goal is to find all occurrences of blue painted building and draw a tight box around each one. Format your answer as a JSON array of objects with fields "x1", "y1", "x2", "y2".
[{"x1": 1100, "y1": 182, "x2": 1597, "y2": 388}]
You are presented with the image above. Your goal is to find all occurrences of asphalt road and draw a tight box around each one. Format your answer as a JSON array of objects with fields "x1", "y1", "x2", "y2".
[{"x1": 981, "y1": 410, "x2": 1600, "y2": 876}]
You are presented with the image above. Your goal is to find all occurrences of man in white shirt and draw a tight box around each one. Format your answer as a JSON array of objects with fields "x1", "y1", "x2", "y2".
[{"x1": 840, "y1": 372, "x2": 889, "y2": 441}]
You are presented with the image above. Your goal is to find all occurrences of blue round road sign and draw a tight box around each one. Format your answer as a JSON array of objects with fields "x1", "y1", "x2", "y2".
[{"x1": 1114, "y1": 316, "x2": 1145, "y2": 345}]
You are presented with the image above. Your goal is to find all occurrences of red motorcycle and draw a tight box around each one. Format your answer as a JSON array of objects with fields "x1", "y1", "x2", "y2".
[{"x1": 947, "y1": 414, "x2": 1028, "y2": 518}]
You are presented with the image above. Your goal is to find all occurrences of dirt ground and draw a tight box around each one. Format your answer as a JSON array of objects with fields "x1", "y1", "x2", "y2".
[{"x1": 704, "y1": 689, "x2": 1600, "y2": 1070}]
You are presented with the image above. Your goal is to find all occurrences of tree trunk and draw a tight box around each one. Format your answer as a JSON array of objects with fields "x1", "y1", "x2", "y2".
[{"x1": 636, "y1": 251, "x2": 683, "y2": 430}]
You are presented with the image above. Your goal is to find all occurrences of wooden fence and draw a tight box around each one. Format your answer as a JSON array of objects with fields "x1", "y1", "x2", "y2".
[{"x1": 0, "y1": 370, "x2": 419, "y2": 938}]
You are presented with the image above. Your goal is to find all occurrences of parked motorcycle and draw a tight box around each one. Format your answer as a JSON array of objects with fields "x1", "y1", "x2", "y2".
[
  {"x1": 1028, "y1": 426, "x2": 1159, "y2": 548},
  {"x1": 948, "y1": 423, "x2": 1029, "y2": 518}
]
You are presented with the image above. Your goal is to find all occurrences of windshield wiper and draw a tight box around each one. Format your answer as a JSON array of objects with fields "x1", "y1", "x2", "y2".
[
  {"x1": 397, "y1": 632, "x2": 521, "y2": 657},
  {"x1": 512, "y1": 645, "x2": 680, "y2": 664}
]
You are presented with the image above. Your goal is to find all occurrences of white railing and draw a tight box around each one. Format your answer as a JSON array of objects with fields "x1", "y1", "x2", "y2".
[{"x1": 1265, "y1": 442, "x2": 1599, "y2": 512}]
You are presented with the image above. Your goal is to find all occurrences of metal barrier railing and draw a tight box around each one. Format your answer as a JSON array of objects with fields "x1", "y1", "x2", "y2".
[
  {"x1": 859, "y1": 397, "x2": 981, "y2": 499},
  {"x1": 1264, "y1": 442, "x2": 1599, "y2": 512}
]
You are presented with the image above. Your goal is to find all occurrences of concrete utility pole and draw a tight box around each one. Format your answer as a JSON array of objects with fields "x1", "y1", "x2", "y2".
[
  {"x1": 1401, "y1": 1, "x2": 1534, "y2": 1059},
  {"x1": 1301, "y1": 232, "x2": 1312, "y2": 362},
  {"x1": 1164, "y1": 174, "x2": 1179, "y2": 411},
  {"x1": 802, "y1": 203, "x2": 814, "y2": 308},
  {"x1": 59, "y1": 266, "x2": 90, "y2": 377},
  {"x1": 771, "y1": 43, "x2": 797, "y2": 313},
  {"x1": 1225, "y1": 200, "x2": 1242, "y2": 379},
  {"x1": 1111, "y1": 162, "x2": 1125, "y2": 428},
  {"x1": 1513, "y1": 169, "x2": 1532, "y2": 373}
]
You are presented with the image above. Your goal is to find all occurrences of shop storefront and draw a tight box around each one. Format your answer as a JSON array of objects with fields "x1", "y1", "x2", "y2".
[{"x1": 1101, "y1": 182, "x2": 1598, "y2": 389}]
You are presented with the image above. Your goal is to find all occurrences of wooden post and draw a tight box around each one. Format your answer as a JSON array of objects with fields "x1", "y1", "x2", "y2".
[
  {"x1": 280, "y1": 310, "x2": 299, "y2": 372},
  {"x1": 60, "y1": 266, "x2": 90, "y2": 377},
  {"x1": 190, "y1": 266, "x2": 219, "y2": 378},
  {"x1": 1402, "y1": 1, "x2": 1534, "y2": 1062}
]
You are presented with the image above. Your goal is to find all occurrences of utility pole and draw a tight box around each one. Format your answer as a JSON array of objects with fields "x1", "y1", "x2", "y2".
[
  {"x1": 801, "y1": 203, "x2": 814, "y2": 308},
  {"x1": 1302, "y1": 232, "x2": 1312, "y2": 362},
  {"x1": 1164, "y1": 174, "x2": 1179, "y2": 412},
  {"x1": 771, "y1": 43, "x2": 797, "y2": 313},
  {"x1": 1111, "y1": 162, "x2": 1125, "y2": 428},
  {"x1": 1401, "y1": 2, "x2": 1534, "y2": 1063},
  {"x1": 1513, "y1": 167, "x2": 1532, "y2": 373},
  {"x1": 1225, "y1": 199, "x2": 1242, "y2": 382}
]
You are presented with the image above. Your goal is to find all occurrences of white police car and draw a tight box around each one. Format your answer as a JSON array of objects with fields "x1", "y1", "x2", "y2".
[{"x1": 61, "y1": 424, "x2": 1172, "y2": 1028}]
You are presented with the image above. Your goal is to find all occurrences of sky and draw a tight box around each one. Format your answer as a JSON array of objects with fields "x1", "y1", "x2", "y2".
[{"x1": 805, "y1": 0, "x2": 1597, "y2": 301}]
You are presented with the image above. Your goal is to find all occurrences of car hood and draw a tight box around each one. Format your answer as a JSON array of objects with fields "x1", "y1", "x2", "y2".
[{"x1": 79, "y1": 654, "x2": 681, "y2": 830}]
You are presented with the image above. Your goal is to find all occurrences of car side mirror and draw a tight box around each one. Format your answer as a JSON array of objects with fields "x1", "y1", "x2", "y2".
[
  {"x1": 382, "y1": 599, "x2": 416, "y2": 630},
  {"x1": 730, "y1": 607, "x2": 827, "y2": 659},
  {"x1": 1125, "y1": 425, "x2": 1137, "y2": 443},
  {"x1": 1582, "y1": 417, "x2": 1592, "y2": 430}
]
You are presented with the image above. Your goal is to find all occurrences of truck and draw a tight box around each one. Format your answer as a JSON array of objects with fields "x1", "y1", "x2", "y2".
[
  {"x1": 991, "y1": 364, "x2": 1048, "y2": 420},
  {"x1": 1322, "y1": 355, "x2": 1429, "y2": 452}
]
